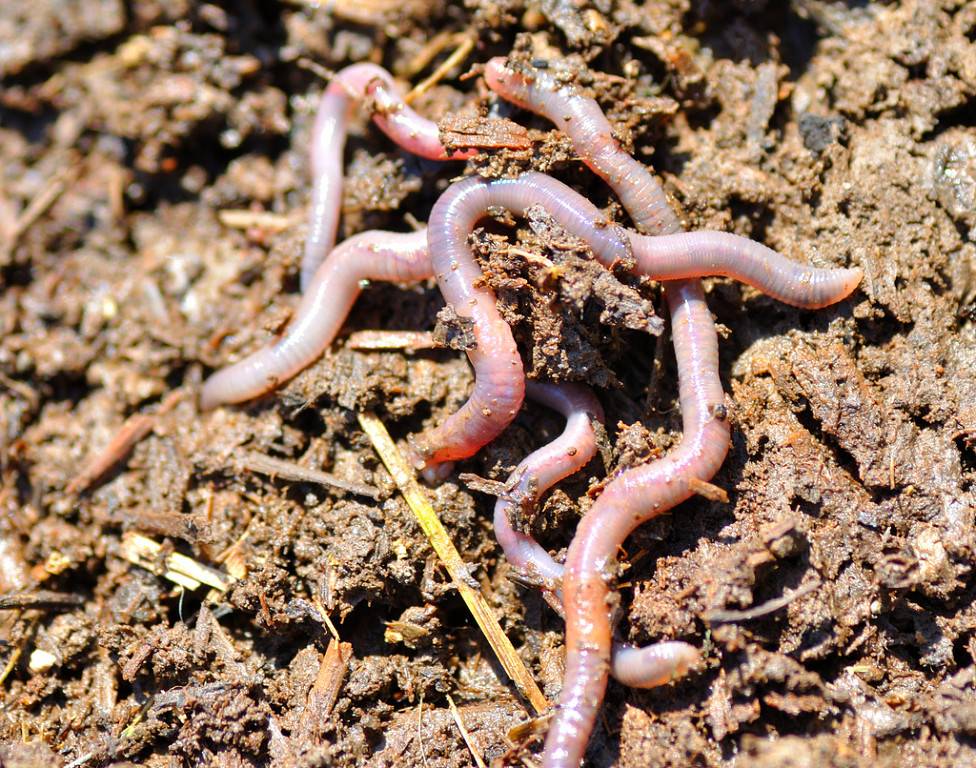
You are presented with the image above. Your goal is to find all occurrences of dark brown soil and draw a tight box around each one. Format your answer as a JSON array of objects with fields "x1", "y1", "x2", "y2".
[{"x1": 2, "y1": 1, "x2": 975, "y2": 767}]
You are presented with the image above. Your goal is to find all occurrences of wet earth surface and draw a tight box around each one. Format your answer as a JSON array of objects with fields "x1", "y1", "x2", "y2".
[{"x1": 1, "y1": 1, "x2": 975, "y2": 767}]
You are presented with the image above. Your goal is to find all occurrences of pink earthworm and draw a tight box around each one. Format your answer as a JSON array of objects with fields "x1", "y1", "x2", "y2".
[
  {"x1": 302, "y1": 63, "x2": 476, "y2": 290},
  {"x1": 483, "y1": 57, "x2": 853, "y2": 768},
  {"x1": 199, "y1": 229, "x2": 430, "y2": 410},
  {"x1": 493, "y1": 380, "x2": 605, "y2": 587},
  {"x1": 432, "y1": 173, "x2": 862, "y2": 309},
  {"x1": 609, "y1": 639, "x2": 700, "y2": 690},
  {"x1": 408, "y1": 171, "x2": 860, "y2": 479},
  {"x1": 493, "y1": 58, "x2": 719, "y2": 767},
  {"x1": 485, "y1": 58, "x2": 683, "y2": 237},
  {"x1": 546, "y1": 280, "x2": 729, "y2": 767},
  {"x1": 495, "y1": 380, "x2": 700, "y2": 690},
  {"x1": 200, "y1": 173, "x2": 858, "y2": 411}
]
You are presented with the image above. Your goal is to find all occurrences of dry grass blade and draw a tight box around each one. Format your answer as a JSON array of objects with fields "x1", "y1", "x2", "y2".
[
  {"x1": 357, "y1": 411, "x2": 549, "y2": 716},
  {"x1": 447, "y1": 694, "x2": 488, "y2": 768},
  {"x1": 404, "y1": 34, "x2": 475, "y2": 103}
]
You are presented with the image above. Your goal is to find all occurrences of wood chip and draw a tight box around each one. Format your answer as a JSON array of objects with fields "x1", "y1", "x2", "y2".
[
  {"x1": 296, "y1": 638, "x2": 354, "y2": 740},
  {"x1": 120, "y1": 532, "x2": 233, "y2": 593},
  {"x1": 438, "y1": 115, "x2": 533, "y2": 151},
  {"x1": 66, "y1": 390, "x2": 183, "y2": 495}
]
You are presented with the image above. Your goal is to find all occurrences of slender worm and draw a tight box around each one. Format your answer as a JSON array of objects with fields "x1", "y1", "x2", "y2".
[
  {"x1": 485, "y1": 57, "x2": 857, "y2": 767},
  {"x1": 201, "y1": 172, "x2": 857, "y2": 410},
  {"x1": 408, "y1": 171, "x2": 860, "y2": 477},
  {"x1": 493, "y1": 380, "x2": 604, "y2": 587},
  {"x1": 200, "y1": 229, "x2": 430, "y2": 410},
  {"x1": 485, "y1": 58, "x2": 683, "y2": 237},
  {"x1": 302, "y1": 63, "x2": 476, "y2": 290},
  {"x1": 549, "y1": 281, "x2": 730, "y2": 767},
  {"x1": 492, "y1": 55, "x2": 719, "y2": 768},
  {"x1": 496, "y1": 380, "x2": 700, "y2": 689}
]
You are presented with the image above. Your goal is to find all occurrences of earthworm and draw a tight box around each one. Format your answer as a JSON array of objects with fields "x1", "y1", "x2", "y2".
[
  {"x1": 434, "y1": 173, "x2": 862, "y2": 309},
  {"x1": 302, "y1": 63, "x2": 476, "y2": 290},
  {"x1": 546, "y1": 280, "x2": 730, "y2": 767},
  {"x1": 484, "y1": 57, "x2": 683, "y2": 237},
  {"x1": 494, "y1": 380, "x2": 700, "y2": 690},
  {"x1": 199, "y1": 229, "x2": 430, "y2": 410},
  {"x1": 482, "y1": 57, "x2": 843, "y2": 768},
  {"x1": 202, "y1": 170, "x2": 859, "y2": 411},
  {"x1": 408, "y1": 171, "x2": 860, "y2": 478},
  {"x1": 492, "y1": 380, "x2": 604, "y2": 587},
  {"x1": 609, "y1": 639, "x2": 700, "y2": 690}
]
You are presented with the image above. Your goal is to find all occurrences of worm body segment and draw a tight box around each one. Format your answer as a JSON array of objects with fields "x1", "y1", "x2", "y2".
[{"x1": 200, "y1": 229, "x2": 430, "y2": 410}]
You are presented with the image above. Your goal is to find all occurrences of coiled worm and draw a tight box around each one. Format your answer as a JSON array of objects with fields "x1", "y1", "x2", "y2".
[
  {"x1": 202, "y1": 172, "x2": 858, "y2": 418},
  {"x1": 483, "y1": 57, "x2": 857, "y2": 768}
]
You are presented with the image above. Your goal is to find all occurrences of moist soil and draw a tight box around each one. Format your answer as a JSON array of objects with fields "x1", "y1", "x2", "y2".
[{"x1": 2, "y1": 1, "x2": 976, "y2": 767}]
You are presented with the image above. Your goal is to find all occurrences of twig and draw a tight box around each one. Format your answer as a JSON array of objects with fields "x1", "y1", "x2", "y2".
[
  {"x1": 238, "y1": 451, "x2": 384, "y2": 500},
  {"x1": 688, "y1": 476, "x2": 729, "y2": 503},
  {"x1": 66, "y1": 390, "x2": 183, "y2": 494},
  {"x1": 297, "y1": 637, "x2": 353, "y2": 739},
  {"x1": 217, "y1": 209, "x2": 297, "y2": 232},
  {"x1": 704, "y1": 578, "x2": 821, "y2": 624},
  {"x1": 0, "y1": 155, "x2": 81, "y2": 265},
  {"x1": 345, "y1": 330, "x2": 440, "y2": 351},
  {"x1": 0, "y1": 591, "x2": 84, "y2": 611},
  {"x1": 404, "y1": 34, "x2": 475, "y2": 103}
]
